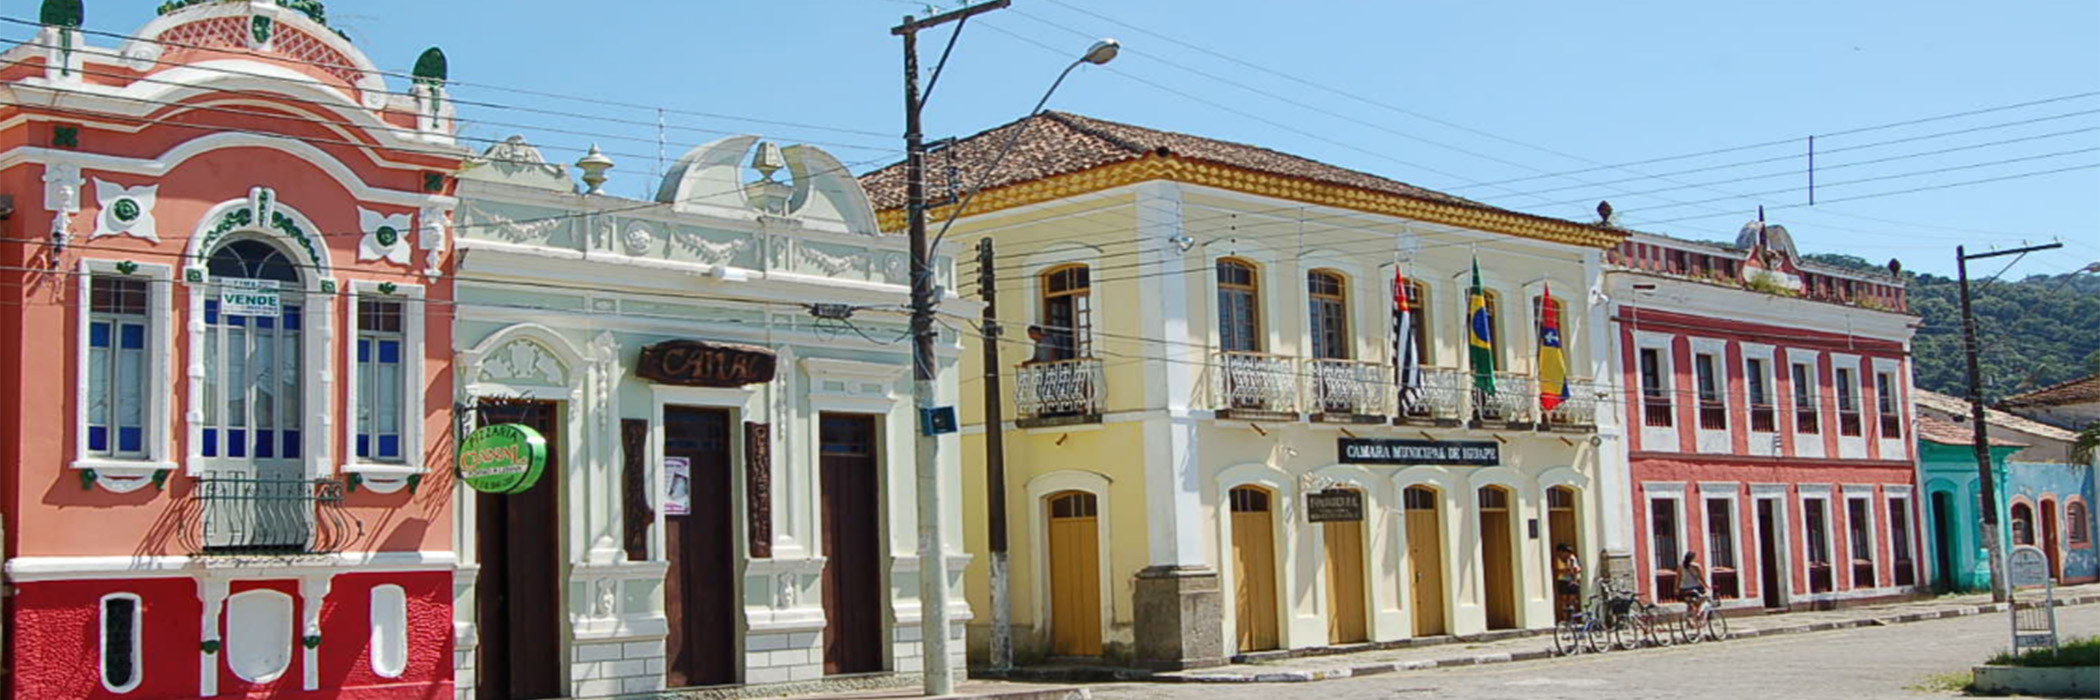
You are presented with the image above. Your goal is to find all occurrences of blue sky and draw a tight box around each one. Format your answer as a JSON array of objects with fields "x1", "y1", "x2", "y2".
[{"x1": 44, "y1": 1, "x2": 2100, "y2": 277}]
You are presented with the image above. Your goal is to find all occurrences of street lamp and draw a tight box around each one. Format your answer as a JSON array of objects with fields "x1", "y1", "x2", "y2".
[{"x1": 893, "y1": 5, "x2": 1116, "y2": 692}]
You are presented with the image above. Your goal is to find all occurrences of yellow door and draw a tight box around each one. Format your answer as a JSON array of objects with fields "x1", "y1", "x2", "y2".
[
  {"x1": 1404, "y1": 486, "x2": 1446, "y2": 637},
  {"x1": 1324, "y1": 516, "x2": 1368, "y2": 644},
  {"x1": 1047, "y1": 492, "x2": 1102, "y2": 656},
  {"x1": 1230, "y1": 486, "x2": 1279, "y2": 651},
  {"x1": 1479, "y1": 487, "x2": 1517, "y2": 630}
]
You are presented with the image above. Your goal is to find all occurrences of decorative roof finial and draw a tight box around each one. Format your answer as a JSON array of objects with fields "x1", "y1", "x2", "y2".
[
  {"x1": 413, "y1": 47, "x2": 448, "y2": 88},
  {"x1": 41, "y1": 0, "x2": 83, "y2": 28},
  {"x1": 575, "y1": 145, "x2": 615, "y2": 196}
]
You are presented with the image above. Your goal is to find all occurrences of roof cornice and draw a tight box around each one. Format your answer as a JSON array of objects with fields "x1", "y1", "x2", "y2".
[{"x1": 874, "y1": 154, "x2": 1626, "y2": 249}]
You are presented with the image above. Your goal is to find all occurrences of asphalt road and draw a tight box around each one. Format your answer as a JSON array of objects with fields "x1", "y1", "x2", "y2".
[{"x1": 1088, "y1": 609, "x2": 2099, "y2": 700}]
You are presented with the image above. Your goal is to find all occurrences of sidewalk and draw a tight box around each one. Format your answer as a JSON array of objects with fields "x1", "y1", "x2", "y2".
[
  {"x1": 781, "y1": 681, "x2": 1091, "y2": 699},
  {"x1": 1146, "y1": 583, "x2": 2100, "y2": 683}
]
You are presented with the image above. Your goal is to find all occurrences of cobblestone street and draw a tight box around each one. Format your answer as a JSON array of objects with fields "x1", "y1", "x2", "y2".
[{"x1": 1087, "y1": 609, "x2": 2100, "y2": 700}]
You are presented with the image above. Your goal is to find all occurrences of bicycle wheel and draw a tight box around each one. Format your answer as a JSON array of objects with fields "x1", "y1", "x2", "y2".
[
  {"x1": 1554, "y1": 619, "x2": 1583, "y2": 656},
  {"x1": 1612, "y1": 616, "x2": 1642, "y2": 651},
  {"x1": 1704, "y1": 607, "x2": 1729, "y2": 642},
  {"x1": 1678, "y1": 605, "x2": 1704, "y2": 645},
  {"x1": 1642, "y1": 605, "x2": 1673, "y2": 648},
  {"x1": 1582, "y1": 618, "x2": 1608, "y2": 654}
]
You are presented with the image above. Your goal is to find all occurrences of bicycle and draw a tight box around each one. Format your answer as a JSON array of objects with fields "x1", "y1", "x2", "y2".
[
  {"x1": 1676, "y1": 588, "x2": 1728, "y2": 643},
  {"x1": 1590, "y1": 577, "x2": 1671, "y2": 651},
  {"x1": 1552, "y1": 601, "x2": 1606, "y2": 656}
]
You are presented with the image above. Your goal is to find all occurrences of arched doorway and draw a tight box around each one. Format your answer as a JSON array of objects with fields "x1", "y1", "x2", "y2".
[
  {"x1": 1478, "y1": 486, "x2": 1518, "y2": 630},
  {"x1": 1046, "y1": 491, "x2": 1102, "y2": 656},
  {"x1": 1229, "y1": 486, "x2": 1280, "y2": 651},
  {"x1": 1931, "y1": 491, "x2": 1957, "y2": 592},
  {"x1": 1546, "y1": 486, "x2": 1581, "y2": 619},
  {"x1": 1403, "y1": 486, "x2": 1446, "y2": 636},
  {"x1": 2041, "y1": 499, "x2": 2063, "y2": 579},
  {"x1": 2012, "y1": 502, "x2": 2036, "y2": 548},
  {"x1": 1322, "y1": 488, "x2": 1368, "y2": 644}
]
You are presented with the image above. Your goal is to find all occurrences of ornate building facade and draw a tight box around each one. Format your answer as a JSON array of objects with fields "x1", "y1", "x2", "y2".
[
  {"x1": 451, "y1": 134, "x2": 969, "y2": 697},
  {"x1": 1, "y1": 1, "x2": 462, "y2": 697}
]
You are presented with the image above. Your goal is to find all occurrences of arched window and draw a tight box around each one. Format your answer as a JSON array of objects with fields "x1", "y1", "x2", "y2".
[
  {"x1": 1038, "y1": 264, "x2": 1091, "y2": 362},
  {"x1": 1217, "y1": 259, "x2": 1261, "y2": 352},
  {"x1": 2011, "y1": 502, "x2": 2035, "y2": 546},
  {"x1": 200, "y1": 239, "x2": 305, "y2": 470},
  {"x1": 2070, "y1": 502, "x2": 2091, "y2": 545},
  {"x1": 1307, "y1": 270, "x2": 1348, "y2": 360}
]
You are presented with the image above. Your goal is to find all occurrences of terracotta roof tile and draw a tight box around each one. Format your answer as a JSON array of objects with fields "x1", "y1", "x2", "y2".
[
  {"x1": 860, "y1": 110, "x2": 1530, "y2": 218},
  {"x1": 1916, "y1": 414, "x2": 2028, "y2": 447},
  {"x1": 1914, "y1": 389, "x2": 2079, "y2": 442},
  {"x1": 1999, "y1": 373, "x2": 2100, "y2": 408}
]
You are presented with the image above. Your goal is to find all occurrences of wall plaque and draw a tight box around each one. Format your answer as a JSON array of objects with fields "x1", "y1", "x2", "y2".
[
  {"x1": 1306, "y1": 489, "x2": 1364, "y2": 522},
  {"x1": 636, "y1": 340, "x2": 776, "y2": 387},
  {"x1": 1338, "y1": 438, "x2": 1500, "y2": 466}
]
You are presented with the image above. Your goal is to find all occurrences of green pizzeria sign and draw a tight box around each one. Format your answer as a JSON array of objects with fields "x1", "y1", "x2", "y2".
[{"x1": 459, "y1": 423, "x2": 547, "y2": 494}]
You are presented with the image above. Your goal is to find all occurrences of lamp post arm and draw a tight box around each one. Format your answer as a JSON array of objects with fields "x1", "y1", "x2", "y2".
[{"x1": 928, "y1": 57, "x2": 1089, "y2": 252}]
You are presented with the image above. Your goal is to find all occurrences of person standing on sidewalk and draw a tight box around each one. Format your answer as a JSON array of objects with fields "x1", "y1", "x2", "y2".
[{"x1": 1554, "y1": 544, "x2": 1583, "y2": 621}]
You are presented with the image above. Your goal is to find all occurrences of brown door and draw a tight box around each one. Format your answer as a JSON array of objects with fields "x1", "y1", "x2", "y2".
[
  {"x1": 1404, "y1": 486, "x2": 1446, "y2": 636},
  {"x1": 2042, "y1": 500, "x2": 2063, "y2": 579},
  {"x1": 1758, "y1": 498, "x2": 1787, "y2": 609},
  {"x1": 1047, "y1": 491, "x2": 1102, "y2": 656},
  {"x1": 1479, "y1": 487, "x2": 1517, "y2": 630},
  {"x1": 1229, "y1": 486, "x2": 1279, "y2": 652},
  {"x1": 820, "y1": 414, "x2": 883, "y2": 674},
  {"x1": 475, "y1": 399, "x2": 563, "y2": 700},
  {"x1": 665, "y1": 407, "x2": 736, "y2": 687},
  {"x1": 1323, "y1": 514, "x2": 1368, "y2": 644}
]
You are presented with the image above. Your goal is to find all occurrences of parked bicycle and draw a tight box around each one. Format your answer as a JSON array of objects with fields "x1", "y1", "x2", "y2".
[{"x1": 1552, "y1": 600, "x2": 1606, "y2": 656}]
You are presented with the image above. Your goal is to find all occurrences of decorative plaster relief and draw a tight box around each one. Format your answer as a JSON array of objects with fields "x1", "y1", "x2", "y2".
[
  {"x1": 478, "y1": 339, "x2": 570, "y2": 386},
  {"x1": 92, "y1": 179, "x2": 159, "y2": 242},
  {"x1": 43, "y1": 163, "x2": 82, "y2": 243},
  {"x1": 620, "y1": 222, "x2": 656, "y2": 256},
  {"x1": 225, "y1": 589, "x2": 294, "y2": 684},
  {"x1": 460, "y1": 202, "x2": 563, "y2": 244},
  {"x1": 357, "y1": 207, "x2": 412, "y2": 265},
  {"x1": 417, "y1": 206, "x2": 451, "y2": 275},
  {"x1": 796, "y1": 243, "x2": 864, "y2": 277},
  {"x1": 668, "y1": 229, "x2": 750, "y2": 266},
  {"x1": 369, "y1": 585, "x2": 408, "y2": 678}
]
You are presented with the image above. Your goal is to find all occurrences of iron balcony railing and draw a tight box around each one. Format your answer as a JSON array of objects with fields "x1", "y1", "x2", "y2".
[
  {"x1": 1305, "y1": 358, "x2": 1389, "y2": 422},
  {"x1": 1475, "y1": 372, "x2": 1537, "y2": 425},
  {"x1": 188, "y1": 476, "x2": 352, "y2": 556},
  {"x1": 1211, "y1": 351, "x2": 1298, "y2": 419},
  {"x1": 1396, "y1": 367, "x2": 1468, "y2": 424},
  {"x1": 1541, "y1": 377, "x2": 1600, "y2": 431},
  {"x1": 1015, "y1": 357, "x2": 1106, "y2": 426}
]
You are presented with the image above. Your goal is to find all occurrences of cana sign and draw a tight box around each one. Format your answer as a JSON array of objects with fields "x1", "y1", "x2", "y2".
[
  {"x1": 459, "y1": 423, "x2": 548, "y2": 494},
  {"x1": 219, "y1": 278, "x2": 281, "y2": 318}
]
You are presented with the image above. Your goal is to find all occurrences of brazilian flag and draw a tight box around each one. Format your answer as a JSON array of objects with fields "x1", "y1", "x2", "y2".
[{"x1": 1468, "y1": 258, "x2": 1496, "y2": 395}]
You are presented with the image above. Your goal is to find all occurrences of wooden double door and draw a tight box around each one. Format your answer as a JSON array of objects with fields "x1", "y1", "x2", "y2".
[
  {"x1": 476, "y1": 400, "x2": 564, "y2": 700},
  {"x1": 664, "y1": 407, "x2": 737, "y2": 688}
]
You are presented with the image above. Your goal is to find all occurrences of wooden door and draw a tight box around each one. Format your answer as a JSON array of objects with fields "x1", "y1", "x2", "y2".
[
  {"x1": 475, "y1": 399, "x2": 563, "y2": 700},
  {"x1": 1478, "y1": 487, "x2": 1517, "y2": 630},
  {"x1": 664, "y1": 407, "x2": 735, "y2": 687},
  {"x1": 1323, "y1": 515, "x2": 1368, "y2": 644},
  {"x1": 1547, "y1": 487, "x2": 1579, "y2": 557},
  {"x1": 2042, "y1": 500, "x2": 2063, "y2": 579},
  {"x1": 1229, "y1": 486, "x2": 1279, "y2": 652},
  {"x1": 1404, "y1": 486, "x2": 1446, "y2": 636},
  {"x1": 1931, "y1": 492, "x2": 1956, "y2": 592},
  {"x1": 820, "y1": 414, "x2": 883, "y2": 675},
  {"x1": 1757, "y1": 498, "x2": 1785, "y2": 609},
  {"x1": 1047, "y1": 492, "x2": 1102, "y2": 656}
]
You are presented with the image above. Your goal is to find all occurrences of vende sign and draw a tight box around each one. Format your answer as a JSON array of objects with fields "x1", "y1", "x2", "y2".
[
  {"x1": 219, "y1": 278, "x2": 281, "y2": 317},
  {"x1": 459, "y1": 423, "x2": 548, "y2": 494},
  {"x1": 1338, "y1": 438, "x2": 1500, "y2": 466}
]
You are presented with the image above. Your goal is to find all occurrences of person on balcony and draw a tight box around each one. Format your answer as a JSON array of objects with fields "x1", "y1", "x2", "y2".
[{"x1": 1027, "y1": 325, "x2": 1058, "y2": 365}]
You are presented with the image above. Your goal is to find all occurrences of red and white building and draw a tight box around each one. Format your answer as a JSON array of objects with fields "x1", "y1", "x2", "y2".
[
  {"x1": 1606, "y1": 220, "x2": 1924, "y2": 612},
  {"x1": 1, "y1": 2, "x2": 461, "y2": 697}
]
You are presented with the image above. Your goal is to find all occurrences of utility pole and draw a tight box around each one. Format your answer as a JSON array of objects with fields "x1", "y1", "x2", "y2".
[
  {"x1": 977, "y1": 237, "x2": 1012, "y2": 671},
  {"x1": 1958, "y1": 241, "x2": 2061, "y2": 603},
  {"x1": 894, "y1": 2, "x2": 1010, "y2": 694}
]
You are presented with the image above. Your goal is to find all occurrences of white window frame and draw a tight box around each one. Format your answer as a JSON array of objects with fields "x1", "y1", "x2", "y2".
[
  {"x1": 99, "y1": 592, "x2": 144, "y2": 694},
  {"x1": 1885, "y1": 485, "x2": 1919, "y2": 587},
  {"x1": 74, "y1": 260, "x2": 178, "y2": 482},
  {"x1": 1634, "y1": 331, "x2": 1678, "y2": 452},
  {"x1": 1688, "y1": 337, "x2": 1729, "y2": 454},
  {"x1": 1644, "y1": 482, "x2": 1688, "y2": 596},
  {"x1": 1843, "y1": 485, "x2": 1880, "y2": 589},
  {"x1": 1871, "y1": 357, "x2": 1907, "y2": 458},
  {"x1": 182, "y1": 217, "x2": 337, "y2": 479},
  {"x1": 342, "y1": 281, "x2": 426, "y2": 487},
  {"x1": 1785, "y1": 349, "x2": 1826, "y2": 459},
  {"x1": 1741, "y1": 343, "x2": 1779, "y2": 456},
  {"x1": 1698, "y1": 484, "x2": 1744, "y2": 596},
  {"x1": 1831, "y1": 354, "x2": 1867, "y2": 457},
  {"x1": 1799, "y1": 485, "x2": 1836, "y2": 594}
]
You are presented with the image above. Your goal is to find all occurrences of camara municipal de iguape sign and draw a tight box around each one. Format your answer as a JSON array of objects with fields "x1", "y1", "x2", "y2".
[
  {"x1": 1338, "y1": 438, "x2": 1500, "y2": 466},
  {"x1": 459, "y1": 423, "x2": 548, "y2": 494}
]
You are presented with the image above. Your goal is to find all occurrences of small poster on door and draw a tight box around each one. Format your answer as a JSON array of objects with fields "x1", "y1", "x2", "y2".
[{"x1": 663, "y1": 457, "x2": 691, "y2": 516}]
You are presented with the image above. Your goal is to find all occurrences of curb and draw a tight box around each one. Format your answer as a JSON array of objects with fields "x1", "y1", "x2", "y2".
[{"x1": 1144, "y1": 593, "x2": 2100, "y2": 684}]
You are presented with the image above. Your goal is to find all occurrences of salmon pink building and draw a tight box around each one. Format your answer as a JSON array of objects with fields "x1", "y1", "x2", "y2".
[
  {"x1": 0, "y1": 1, "x2": 462, "y2": 697},
  {"x1": 1605, "y1": 220, "x2": 1924, "y2": 613}
]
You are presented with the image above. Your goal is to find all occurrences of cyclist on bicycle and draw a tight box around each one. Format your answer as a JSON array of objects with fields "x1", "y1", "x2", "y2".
[{"x1": 1678, "y1": 551, "x2": 1707, "y2": 615}]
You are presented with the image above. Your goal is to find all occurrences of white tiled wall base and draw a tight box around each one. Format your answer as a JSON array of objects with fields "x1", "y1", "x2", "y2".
[
  {"x1": 453, "y1": 648, "x2": 474, "y2": 700},
  {"x1": 571, "y1": 638, "x2": 667, "y2": 698}
]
